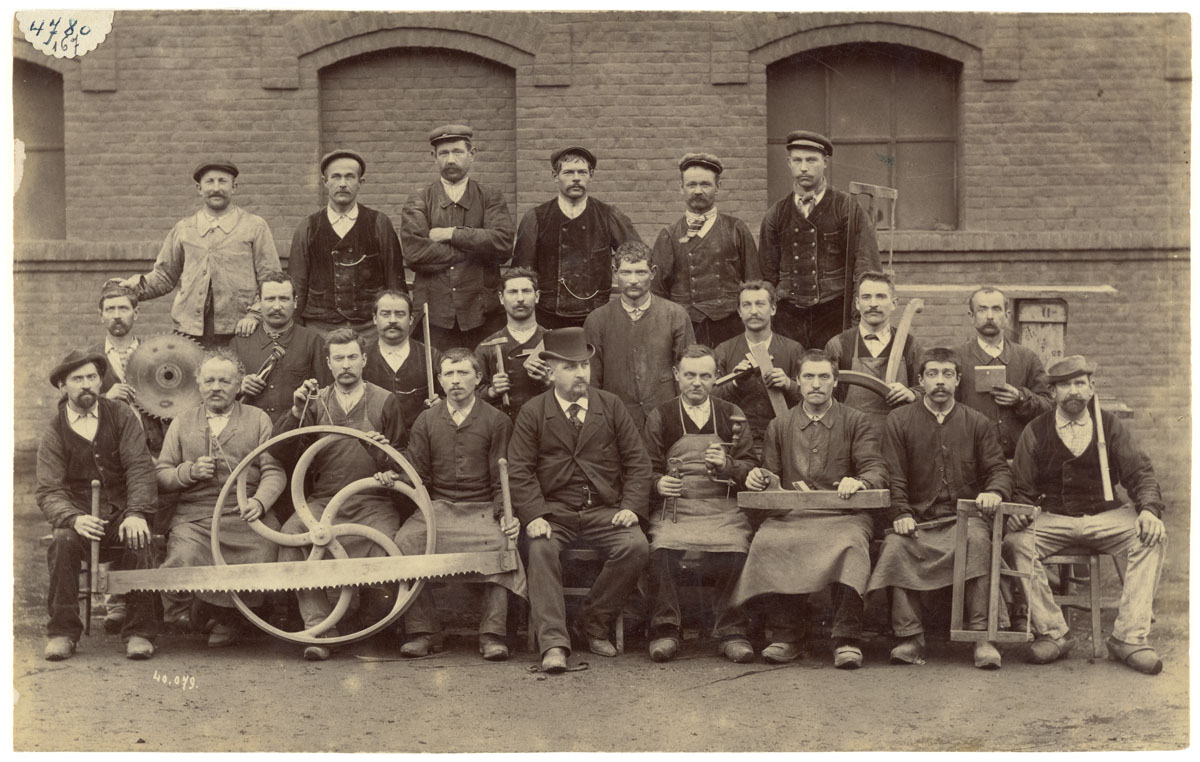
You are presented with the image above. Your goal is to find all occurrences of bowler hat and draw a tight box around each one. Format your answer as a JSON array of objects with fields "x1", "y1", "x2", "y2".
[
  {"x1": 49, "y1": 349, "x2": 108, "y2": 388},
  {"x1": 550, "y1": 146, "x2": 597, "y2": 171},
  {"x1": 320, "y1": 149, "x2": 366, "y2": 176},
  {"x1": 539, "y1": 327, "x2": 595, "y2": 363},
  {"x1": 679, "y1": 152, "x2": 723, "y2": 175},
  {"x1": 428, "y1": 124, "x2": 474, "y2": 146},
  {"x1": 192, "y1": 160, "x2": 239, "y2": 183},
  {"x1": 1046, "y1": 355, "x2": 1097, "y2": 384},
  {"x1": 785, "y1": 130, "x2": 833, "y2": 156}
]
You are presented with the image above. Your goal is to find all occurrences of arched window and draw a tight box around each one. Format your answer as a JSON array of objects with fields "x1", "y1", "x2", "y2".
[
  {"x1": 13, "y1": 58, "x2": 66, "y2": 240},
  {"x1": 767, "y1": 43, "x2": 960, "y2": 230}
]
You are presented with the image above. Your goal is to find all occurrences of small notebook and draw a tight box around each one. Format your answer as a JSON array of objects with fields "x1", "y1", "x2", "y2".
[{"x1": 974, "y1": 365, "x2": 1007, "y2": 393}]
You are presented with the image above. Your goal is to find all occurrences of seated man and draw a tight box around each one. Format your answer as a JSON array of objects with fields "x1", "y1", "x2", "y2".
[
  {"x1": 507, "y1": 327, "x2": 653, "y2": 673},
  {"x1": 642, "y1": 345, "x2": 757, "y2": 663},
  {"x1": 155, "y1": 350, "x2": 286, "y2": 648},
  {"x1": 1004, "y1": 355, "x2": 1167, "y2": 675},
  {"x1": 732, "y1": 349, "x2": 887, "y2": 669},
  {"x1": 273, "y1": 328, "x2": 409, "y2": 661},
  {"x1": 37, "y1": 350, "x2": 158, "y2": 660},
  {"x1": 387, "y1": 349, "x2": 524, "y2": 660},
  {"x1": 867, "y1": 348, "x2": 1012, "y2": 669}
]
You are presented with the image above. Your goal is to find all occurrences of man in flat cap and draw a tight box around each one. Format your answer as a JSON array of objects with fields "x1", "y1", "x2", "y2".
[
  {"x1": 651, "y1": 153, "x2": 760, "y2": 348},
  {"x1": 514, "y1": 146, "x2": 642, "y2": 329},
  {"x1": 37, "y1": 350, "x2": 159, "y2": 661},
  {"x1": 401, "y1": 125, "x2": 515, "y2": 350},
  {"x1": 506, "y1": 327, "x2": 653, "y2": 673},
  {"x1": 121, "y1": 160, "x2": 282, "y2": 348},
  {"x1": 1004, "y1": 355, "x2": 1168, "y2": 675},
  {"x1": 289, "y1": 149, "x2": 406, "y2": 339},
  {"x1": 759, "y1": 131, "x2": 880, "y2": 350}
]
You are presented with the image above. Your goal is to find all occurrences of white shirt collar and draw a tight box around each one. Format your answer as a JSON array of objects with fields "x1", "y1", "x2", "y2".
[
  {"x1": 977, "y1": 335, "x2": 1005, "y2": 358},
  {"x1": 66, "y1": 403, "x2": 98, "y2": 423},
  {"x1": 923, "y1": 397, "x2": 955, "y2": 422},
  {"x1": 557, "y1": 195, "x2": 588, "y2": 220},
  {"x1": 448, "y1": 395, "x2": 477, "y2": 423},
  {"x1": 441, "y1": 176, "x2": 469, "y2": 203},
  {"x1": 860, "y1": 322, "x2": 892, "y2": 344},
  {"x1": 554, "y1": 390, "x2": 588, "y2": 413},
  {"x1": 1056, "y1": 408, "x2": 1090, "y2": 428},
  {"x1": 327, "y1": 204, "x2": 359, "y2": 224},
  {"x1": 620, "y1": 293, "x2": 652, "y2": 316},
  {"x1": 104, "y1": 336, "x2": 138, "y2": 354},
  {"x1": 197, "y1": 207, "x2": 238, "y2": 235},
  {"x1": 508, "y1": 323, "x2": 538, "y2": 345},
  {"x1": 794, "y1": 186, "x2": 827, "y2": 208}
]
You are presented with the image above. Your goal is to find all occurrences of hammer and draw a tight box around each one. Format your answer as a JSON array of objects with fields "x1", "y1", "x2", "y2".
[
  {"x1": 665, "y1": 457, "x2": 683, "y2": 523},
  {"x1": 478, "y1": 336, "x2": 511, "y2": 407}
]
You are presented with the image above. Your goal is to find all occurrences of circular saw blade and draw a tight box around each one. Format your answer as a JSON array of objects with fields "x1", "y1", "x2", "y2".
[{"x1": 126, "y1": 333, "x2": 204, "y2": 419}]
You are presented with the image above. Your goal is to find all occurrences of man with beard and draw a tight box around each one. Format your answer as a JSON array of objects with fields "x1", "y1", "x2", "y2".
[
  {"x1": 759, "y1": 132, "x2": 880, "y2": 349},
  {"x1": 385, "y1": 349, "x2": 524, "y2": 660},
  {"x1": 363, "y1": 290, "x2": 442, "y2": 428},
  {"x1": 121, "y1": 161, "x2": 281, "y2": 347},
  {"x1": 866, "y1": 348, "x2": 1011, "y2": 669},
  {"x1": 651, "y1": 153, "x2": 760, "y2": 348},
  {"x1": 273, "y1": 329, "x2": 409, "y2": 661},
  {"x1": 230, "y1": 273, "x2": 330, "y2": 424},
  {"x1": 732, "y1": 350, "x2": 887, "y2": 669},
  {"x1": 401, "y1": 125, "x2": 515, "y2": 350},
  {"x1": 289, "y1": 150, "x2": 405, "y2": 339},
  {"x1": 514, "y1": 146, "x2": 642, "y2": 329},
  {"x1": 38, "y1": 350, "x2": 158, "y2": 661},
  {"x1": 507, "y1": 328, "x2": 653, "y2": 673},
  {"x1": 584, "y1": 241, "x2": 695, "y2": 429},
  {"x1": 955, "y1": 287, "x2": 1053, "y2": 458},
  {"x1": 712, "y1": 281, "x2": 804, "y2": 460},
  {"x1": 1004, "y1": 355, "x2": 1167, "y2": 675},
  {"x1": 155, "y1": 351, "x2": 286, "y2": 648},
  {"x1": 641, "y1": 345, "x2": 757, "y2": 663},
  {"x1": 475, "y1": 267, "x2": 552, "y2": 422}
]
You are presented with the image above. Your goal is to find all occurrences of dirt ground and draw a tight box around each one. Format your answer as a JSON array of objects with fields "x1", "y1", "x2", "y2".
[{"x1": 10, "y1": 474, "x2": 1190, "y2": 752}]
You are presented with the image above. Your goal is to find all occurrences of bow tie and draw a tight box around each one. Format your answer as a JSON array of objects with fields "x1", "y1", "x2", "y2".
[{"x1": 864, "y1": 334, "x2": 880, "y2": 341}]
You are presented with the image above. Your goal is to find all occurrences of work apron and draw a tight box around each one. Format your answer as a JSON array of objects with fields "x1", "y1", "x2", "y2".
[
  {"x1": 394, "y1": 500, "x2": 527, "y2": 597},
  {"x1": 844, "y1": 345, "x2": 891, "y2": 420}
]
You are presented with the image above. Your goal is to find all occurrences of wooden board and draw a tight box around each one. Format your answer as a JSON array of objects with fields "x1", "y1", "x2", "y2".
[
  {"x1": 737, "y1": 489, "x2": 889, "y2": 512},
  {"x1": 746, "y1": 344, "x2": 789, "y2": 418}
]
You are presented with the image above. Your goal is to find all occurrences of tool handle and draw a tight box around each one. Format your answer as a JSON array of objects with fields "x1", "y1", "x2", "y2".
[
  {"x1": 422, "y1": 303, "x2": 436, "y2": 401},
  {"x1": 89, "y1": 480, "x2": 101, "y2": 595},
  {"x1": 886, "y1": 297, "x2": 924, "y2": 384},
  {"x1": 493, "y1": 345, "x2": 511, "y2": 407},
  {"x1": 1093, "y1": 393, "x2": 1115, "y2": 501},
  {"x1": 498, "y1": 458, "x2": 516, "y2": 552}
]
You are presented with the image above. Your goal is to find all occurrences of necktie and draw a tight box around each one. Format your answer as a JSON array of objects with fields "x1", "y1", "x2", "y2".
[
  {"x1": 684, "y1": 214, "x2": 706, "y2": 240},
  {"x1": 864, "y1": 334, "x2": 879, "y2": 342},
  {"x1": 796, "y1": 194, "x2": 814, "y2": 217},
  {"x1": 567, "y1": 403, "x2": 584, "y2": 431},
  {"x1": 115, "y1": 346, "x2": 133, "y2": 378}
]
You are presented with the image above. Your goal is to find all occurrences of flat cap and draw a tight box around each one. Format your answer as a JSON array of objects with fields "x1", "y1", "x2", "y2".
[
  {"x1": 192, "y1": 160, "x2": 239, "y2": 183},
  {"x1": 550, "y1": 146, "x2": 597, "y2": 171},
  {"x1": 1045, "y1": 355, "x2": 1097, "y2": 384},
  {"x1": 49, "y1": 349, "x2": 108, "y2": 388},
  {"x1": 679, "y1": 152, "x2": 723, "y2": 175},
  {"x1": 428, "y1": 124, "x2": 474, "y2": 146},
  {"x1": 785, "y1": 130, "x2": 833, "y2": 156},
  {"x1": 320, "y1": 149, "x2": 366, "y2": 176}
]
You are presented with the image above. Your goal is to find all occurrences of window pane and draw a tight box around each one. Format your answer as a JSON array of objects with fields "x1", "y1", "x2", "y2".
[
  {"x1": 828, "y1": 53, "x2": 891, "y2": 139},
  {"x1": 895, "y1": 142, "x2": 957, "y2": 230},
  {"x1": 766, "y1": 57, "x2": 826, "y2": 142},
  {"x1": 766, "y1": 142, "x2": 795, "y2": 206},
  {"x1": 832, "y1": 143, "x2": 892, "y2": 191},
  {"x1": 896, "y1": 58, "x2": 958, "y2": 138}
]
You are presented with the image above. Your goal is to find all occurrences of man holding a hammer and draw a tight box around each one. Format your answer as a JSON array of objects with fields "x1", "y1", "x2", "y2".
[
  {"x1": 362, "y1": 290, "x2": 443, "y2": 429},
  {"x1": 1005, "y1": 355, "x2": 1167, "y2": 675},
  {"x1": 475, "y1": 266, "x2": 552, "y2": 422}
]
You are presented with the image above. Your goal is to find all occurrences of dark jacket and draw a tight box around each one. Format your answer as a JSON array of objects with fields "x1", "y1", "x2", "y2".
[
  {"x1": 711, "y1": 332, "x2": 805, "y2": 448},
  {"x1": 229, "y1": 322, "x2": 331, "y2": 420},
  {"x1": 473, "y1": 325, "x2": 550, "y2": 422},
  {"x1": 955, "y1": 338, "x2": 1054, "y2": 459},
  {"x1": 641, "y1": 395, "x2": 757, "y2": 490},
  {"x1": 651, "y1": 213, "x2": 760, "y2": 323},
  {"x1": 362, "y1": 340, "x2": 443, "y2": 429},
  {"x1": 762, "y1": 401, "x2": 888, "y2": 492},
  {"x1": 405, "y1": 397, "x2": 511, "y2": 503}
]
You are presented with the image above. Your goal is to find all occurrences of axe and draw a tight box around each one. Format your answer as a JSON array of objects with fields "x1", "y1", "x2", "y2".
[{"x1": 478, "y1": 336, "x2": 511, "y2": 407}]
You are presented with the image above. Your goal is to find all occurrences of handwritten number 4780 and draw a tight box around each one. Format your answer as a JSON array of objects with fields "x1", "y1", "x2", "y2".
[{"x1": 27, "y1": 17, "x2": 91, "y2": 55}]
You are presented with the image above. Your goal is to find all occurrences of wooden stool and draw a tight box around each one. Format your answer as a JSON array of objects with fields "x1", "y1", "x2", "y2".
[
  {"x1": 1044, "y1": 546, "x2": 1122, "y2": 658},
  {"x1": 526, "y1": 548, "x2": 625, "y2": 654}
]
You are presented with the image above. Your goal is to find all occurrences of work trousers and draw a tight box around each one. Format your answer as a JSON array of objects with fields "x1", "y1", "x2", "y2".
[
  {"x1": 774, "y1": 297, "x2": 845, "y2": 351},
  {"x1": 648, "y1": 549, "x2": 749, "y2": 641},
  {"x1": 763, "y1": 583, "x2": 864, "y2": 644},
  {"x1": 403, "y1": 582, "x2": 509, "y2": 638},
  {"x1": 890, "y1": 579, "x2": 989, "y2": 637}
]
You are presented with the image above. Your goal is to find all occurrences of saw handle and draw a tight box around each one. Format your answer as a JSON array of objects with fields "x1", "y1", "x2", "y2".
[
  {"x1": 498, "y1": 457, "x2": 516, "y2": 552},
  {"x1": 1093, "y1": 393, "x2": 1115, "y2": 501}
]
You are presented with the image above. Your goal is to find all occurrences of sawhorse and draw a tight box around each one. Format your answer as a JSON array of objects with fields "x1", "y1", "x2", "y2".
[{"x1": 950, "y1": 499, "x2": 1037, "y2": 647}]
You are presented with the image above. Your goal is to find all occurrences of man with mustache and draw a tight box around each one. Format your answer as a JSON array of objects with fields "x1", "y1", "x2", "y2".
[
  {"x1": 651, "y1": 153, "x2": 760, "y2": 348},
  {"x1": 506, "y1": 327, "x2": 653, "y2": 673},
  {"x1": 584, "y1": 241, "x2": 695, "y2": 429},
  {"x1": 273, "y1": 329, "x2": 409, "y2": 661},
  {"x1": 1004, "y1": 355, "x2": 1167, "y2": 675},
  {"x1": 475, "y1": 267, "x2": 552, "y2": 422},
  {"x1": 386, "y1": 349, "x2": 525, "y2": 660},
  {"x1": 155, "y1": 350, "x2": 286, "y2": 648},
  {"x1": 733, "y1": 350, "x2": 887, "y2": 669},
  {"x1": 120, "y1": 161, "x2": 281, "y2": 348},
  {"x1": 363, "y1": 290, "x2": 443, "y2": 428},
  {"x1": 955, "y1": 287, "x2": 1053, "y2": 458},
  {"x1": 759, "y1": 131, "x2": 880, "y2": 349},
  {"x1": 866, "y1": 348, "x2": 1012, "y2": 669},
  {"x1": 289, "y1": 150, "x2": 405, "y2": 339},
  {"x1": 401, "y1": 125, "x2": 515, "y2": 350},
  {"x1": 514, "y1": 146, "x2": 642, "y2": 329},
  {"x1": 38, "y1": 350, "x2": 159, "y2": 661}
]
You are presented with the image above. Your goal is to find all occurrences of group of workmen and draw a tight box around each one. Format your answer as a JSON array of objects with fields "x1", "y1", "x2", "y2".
[{"x1": 36, "y1": 126, "x2": 1168, "y2": 678}]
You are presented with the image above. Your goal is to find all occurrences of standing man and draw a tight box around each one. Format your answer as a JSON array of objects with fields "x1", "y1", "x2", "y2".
[
  {"x1": 273, "y1": 329, "x2": 409, "y2": 661},
  {"x1": 230, "y1": 273, "x2": 330, "y2": 424},
  {"x1": 641, "y1": 345, "x2": 757, "y2": 663},
  {"x1": 475, "y1": 266, "x2": 552, "y2": 422},
  {"x1": 289, "y1": 149, "x2": 405, "y2": 339},
  {"x1": 955, "y1": 287, "x2": 1053, "y2": 459},
  {"x1": 155, "y1": 350, "x2": 286, "y2": 648},
  {"x1": 507, "y1": 328, "x2": 653, "y2": 673},
  {"x1": 584, "y1": 241, "x2": 695, "y2": 429},
  {"x1": 514, "y1": 146, "x2": 642, "y2": 328},
  {"x1": 651, "y1": 153, "x2": 760, "y2": 348},
  {"x1": 867, "y1": 348, "x2": 1012, "y2": 669},
  {"x1": 712, "y1": 281, "x2": 804, "y2": 460},
  {"x1": 389, "y1": 349, "x2": 524, "y2": 660},
  {"x1": 121, "y1": 160, "x2": 281, "y2": 347},
  {"x1": 759, "y1": 131, "x2": 880, "y2": 350},
  {"x1": 37, "y1": 350, "x2": 158, "y2": 661},
  {"x1": 825, "y1": 271, "x2": 921, "y2": 426},
  {"x1": 362, "y1": 290, "x2": 442, "y2": 429},
  {"x1": 92, "y1": 281, "x2": 166, "y2": 457},
  {"x1": 1005, "y1": 355, "x2": 1167, "y2": 675},
  {"x1": 732, "y1": 350, "x2": 887, "y2": 669},
  {"x1": 401, "y1": 125, "x2": 515, "y2": 350}
]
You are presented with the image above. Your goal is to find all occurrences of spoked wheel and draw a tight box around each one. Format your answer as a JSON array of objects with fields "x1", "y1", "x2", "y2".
[{"x1": 210, "y1": 425, "x2": 436, "y2": 646}]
